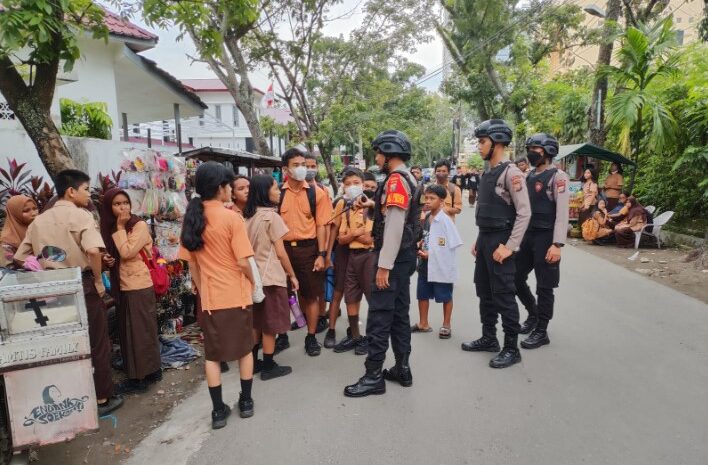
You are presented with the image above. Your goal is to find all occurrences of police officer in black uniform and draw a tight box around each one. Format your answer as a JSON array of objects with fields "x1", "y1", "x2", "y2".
[
  {"x1": 461, "y1": 119, "x2": 531, "y2": 369},
  {"x1": 515, "y1": 133, "x2": 570, "y2": 348},
  {"x1": 344, "y1": 130, "x2": 422, "y2": 397}
]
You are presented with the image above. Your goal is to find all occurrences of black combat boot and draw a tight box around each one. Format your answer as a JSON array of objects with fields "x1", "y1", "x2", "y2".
[
  {"x1": 383, "y1": 352, "x2": 413, "y2": 387},
  {"x1": 343, "y1": 360, "x2": 386, "y2": 397},
  {"x1": 519, "y1": 315, "x2": 537, "y2": 335},
  {"x1": 521, "y1": 328, "x2": 550, "y2": 349},
  {"x1": 489, "y1": 334, "x2": 521, "y2": 368},
  {"x1": 461, "y1": 335, "x2": 500, "y2": 352}
]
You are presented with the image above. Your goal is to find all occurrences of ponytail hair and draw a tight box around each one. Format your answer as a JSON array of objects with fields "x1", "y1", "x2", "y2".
[{"x1": 181, "y1": 162, "x2": 235, "y2": 251}]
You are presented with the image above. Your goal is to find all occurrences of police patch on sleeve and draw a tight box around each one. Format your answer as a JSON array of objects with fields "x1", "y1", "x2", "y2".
[
  {"x1": 512, "y1": 175, "x2": 523, "y2": 192},
  {"x1": 385, "y1": 173, "x2": 410, "y2": 208},
  {"x1": 556, "y1": 179, "x2": 566, "y2": 194}
]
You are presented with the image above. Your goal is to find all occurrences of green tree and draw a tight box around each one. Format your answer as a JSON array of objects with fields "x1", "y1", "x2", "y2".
[
  {"x1": 0, "y1": 0, "x2": 107, "y2": 177},
  {"x1": 601, "y1": 16, "x2": 680, "y2": 192},
  {"x1": 60, "y1": 98, "x2": 113, "y2": 140}
]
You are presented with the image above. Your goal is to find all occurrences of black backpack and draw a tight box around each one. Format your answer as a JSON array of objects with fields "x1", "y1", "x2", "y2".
[{"x1": 279, "y1": 185, "x2": 316, "y2": 219}]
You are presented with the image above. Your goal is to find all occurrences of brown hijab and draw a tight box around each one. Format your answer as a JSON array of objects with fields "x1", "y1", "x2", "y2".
[
  {"x1": 625, "y1": 196, "x2": 646, "y2": 222},
  {"x1": 1, "y1": 195, "x2": 37, "y2": 248}
]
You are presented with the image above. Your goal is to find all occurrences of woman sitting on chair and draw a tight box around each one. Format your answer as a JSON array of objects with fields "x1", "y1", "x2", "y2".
[{"x1": 614, "y1": 196, "x2": 647, "y2": 248}]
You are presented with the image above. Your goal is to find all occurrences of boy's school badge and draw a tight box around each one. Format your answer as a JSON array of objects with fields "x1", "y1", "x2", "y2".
[{"x1": 437, "y1": 237, "x2": 446, "y2": 247}]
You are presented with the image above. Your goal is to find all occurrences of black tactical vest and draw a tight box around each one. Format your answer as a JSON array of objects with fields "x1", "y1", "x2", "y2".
[
  {"x1": 475, "y1": 161, "x2": 516, "y2": 232},
  {"x1": 527, "y1": 168, "x2": 557, "y2": 231},
  {"x1": 373, "y1": 169, "x2": 422, "y2": 262}
]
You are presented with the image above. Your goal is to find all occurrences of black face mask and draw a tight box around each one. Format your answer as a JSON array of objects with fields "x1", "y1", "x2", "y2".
[
  {"x1": 363, "y1": 189, "x2": 375, "y2": 199},
  {"x1": 526, "y1": 150, "x2": 544, "y2": 167}
]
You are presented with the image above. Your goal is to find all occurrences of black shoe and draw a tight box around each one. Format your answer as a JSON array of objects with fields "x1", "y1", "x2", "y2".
[
  {"x1": 305, "y1": 335, "x2": 321, "y2": 356},
  {"x1": 260, "y1": 362, "x2": 293, "y2": 381},
  {"x1": 291, "y1": 321, "x2": 301, "y2": 331},
  {"x1": 238, "y1": 394, "x2": 254, "y2": 418},
  {"x1": 323, "y1": 329, "x2": 337, "y2": 349},
  {"x1": 97, "y1": 396, "x2": 124, "y2": 417},
  {"x1": 145, "y1": 369, "x2": 163, "y2": 384},
  {"x1": 489, "y1": 348, "x2": 522, "y2": 368},
  {"x1": 253, "y1": 359, "x2": 263, "y2": 374},
  {"x1": 220, "y1": 361, "x2": 230, "y2": 373},
  {"x1": 354, "y1": 337, "x2": 368, "y2": 356},
  {"x1": 519, "y1": 317, "x2": 538, "y2": 335},
  {"x1": 343, "y1": 362, "x2": 386, "y2": 397},
  {"x1": 274, "y1": 335, "x2": 290, "y2": 354},
  {"x1": 115, "y1": 379, "x2": 149, "y2": 395},
  {"x1": 521, "y1": 329, "x2": 550, "y2": 349},
  {"x1": 212, "y1": 404, "x2": 231, "y2": 429},
  {"x1": 333, "y1": 334, "x2": 355, "y2": 353},
  {"x1": 382, "y1": 353, "x2": 412, "y2": 387},
  {"x1": 461, "y1": 335, "x2": 500, "y2": 352},
  {"x1": 316, "y1": 317, "x2": 329, "y2": 334}
]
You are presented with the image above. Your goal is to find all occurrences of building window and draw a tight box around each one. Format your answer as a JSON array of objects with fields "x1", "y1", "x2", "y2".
[
  {"x1": 232, "y1": 105, "x2": 239, "y2": 127},
  {"x1": 199, "y1": 116, "x2": 204, "y2": 127},
  {"x1": 675, "y1": 30, "x2": 684, "y2": 45},
  {"x1": 676, "y1": 16, "x2": 682, "y2": 23},
  {"x1": 689, "y1": 17, "x2": 694, "y2": 23},
  {"x1": 214, "y1": 104, "x2": 222, "y2": 122}
]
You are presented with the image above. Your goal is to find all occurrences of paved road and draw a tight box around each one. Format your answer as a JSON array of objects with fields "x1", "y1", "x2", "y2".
[{"x1": 127, "y1": 209, "x2": 708, "y2": 465}]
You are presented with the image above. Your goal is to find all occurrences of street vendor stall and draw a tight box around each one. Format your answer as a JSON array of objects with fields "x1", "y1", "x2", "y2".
[
  {"x1": 554, "y1": 143, "x2": 636, "y2": 222},
  {"x1": 179, "y1": 147, "x2": 282, "y2": 176}
]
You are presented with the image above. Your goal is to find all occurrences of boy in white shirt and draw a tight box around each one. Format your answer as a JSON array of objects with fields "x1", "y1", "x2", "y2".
[{"x1": 411, "y1": 184, "x2": 463, "y2": 339}]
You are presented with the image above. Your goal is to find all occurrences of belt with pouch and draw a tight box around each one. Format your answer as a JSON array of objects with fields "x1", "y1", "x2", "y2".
[{"x1": 285, "y1": 239, "x2": 316, "y2": 247}]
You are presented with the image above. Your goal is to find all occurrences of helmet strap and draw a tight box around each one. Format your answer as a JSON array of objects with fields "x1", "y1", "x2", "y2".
[{"x1": 482, "y1": 141, "x2": 495, "y2": 161}]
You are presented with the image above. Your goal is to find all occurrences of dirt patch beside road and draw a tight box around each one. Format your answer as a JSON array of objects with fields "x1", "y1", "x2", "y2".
[{"x1": 572, "y1": 240, "x2": 708, "y2": 304}]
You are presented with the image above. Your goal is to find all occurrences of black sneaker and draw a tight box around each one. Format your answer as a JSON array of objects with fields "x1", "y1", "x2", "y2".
[
  {"x1": 115, "y1": 379, "x2": 149, "y2": 395},
  {"x1": 323, "y1": 329, "x2": 337, "y2": 349},
  {"x1": 274, "y1": 335, "x2": 290, "y2": 354},
  {"x1": 97, "y1": 396, "x2": 124, "y2": 417},
  {"x1": 333, "y1": 334, "x2": 355, "y2": 353},
  {"x1": 305, "y1": 335, "x2": 321, "y2": 356},
  {"x1": 519, "y1": 317, "x2": 537, "y2": 335},
  {"x1": 520, "y1": 329, "x2": 550, "y2": 349},
  {"x1": 316, "y1": 317, "x2": 329, "y2": 334},
  {"x1": 489, "y1": 348, "x2": 522, "y2": 368},
  {"x1": 211, "y1": 404, "x2": 231, "y2": 429},
  {"x1": 220, "y1": 361, "x2": 230, "y2": 373},
  {"x1": 253, "y1": 359, "x2": 264, "y2": 374},
  {"x1": 260, "y1": 362, "x2": 293, "y2": 381},
  {"x1": 354, "y1": 337, "x2": 369, "y2": 356},
  {"x1": 290, "y1": 321, "x2": 302, "y2": 331},
  {"x1": 145, "y1": 369, "x2": 163, "y2": 384},
  {"x1": 238, "y1": 394, "x2": 254, "y2": 418},
  {"x1": 461, "y1": 336, "x2": 500, "y2": 352}
]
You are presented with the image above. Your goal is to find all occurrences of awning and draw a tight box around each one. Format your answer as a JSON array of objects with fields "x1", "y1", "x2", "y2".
[
  {"x1": 555, "y1": 143, "x2": 636, "y2": 166},
  {"x1": 179, "y1": 147, "x2": 282, "y2": 168}
]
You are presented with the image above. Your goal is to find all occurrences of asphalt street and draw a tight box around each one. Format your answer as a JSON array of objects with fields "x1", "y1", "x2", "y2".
[{"x1": 126, "y1": 208, "x2": 708, "y2": 465}]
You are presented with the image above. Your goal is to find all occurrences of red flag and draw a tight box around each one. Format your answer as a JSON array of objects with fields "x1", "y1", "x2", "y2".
[{"x1": 264, "y1": 83, "x2": 275, "y2": 108}]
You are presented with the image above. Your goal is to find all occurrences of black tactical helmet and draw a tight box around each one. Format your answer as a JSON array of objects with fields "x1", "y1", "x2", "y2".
[
  {"x1": 474, "y1": 119, "x2": 513, "y2": 146},
  {"x1": 372, "y1": 130, "x2": 412, "y2": 160},
  {"x1": 525, "y1": 133, "x2": 559, "y2": 157}
]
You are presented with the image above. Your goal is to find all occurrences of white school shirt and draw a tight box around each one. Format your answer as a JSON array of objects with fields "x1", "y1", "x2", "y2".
[{"x1": 426, "y1": 211, "x2": 463, "y2": 284}]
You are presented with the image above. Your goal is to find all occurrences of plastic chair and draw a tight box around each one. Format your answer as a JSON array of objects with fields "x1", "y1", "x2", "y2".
[
  {"x1": 645, "y1": 205, "x2": 656, "y2": 215},
  {"x1": 633, "y1": 211, "x2": 674, "y2": 250}
]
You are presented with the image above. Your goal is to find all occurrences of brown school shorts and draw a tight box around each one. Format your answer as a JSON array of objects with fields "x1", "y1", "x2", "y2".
[
  {"x1": 344, "y1": 249, "x2": 376, "y2": 305},
  {"x1": 333, "y1": 243, "x2": 350, "y2": 292},
  {"x1": 285, "y1": 242, "x2": 325, "y2": 300}
]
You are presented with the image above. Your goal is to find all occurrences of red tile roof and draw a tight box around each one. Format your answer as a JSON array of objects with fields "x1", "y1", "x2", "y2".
[
  {"x1": 181, "y1": 79, "x2": 265, "y2": 95},
  {"x1": 103, "y1": 10, "x2": 158, "y2": 42}
]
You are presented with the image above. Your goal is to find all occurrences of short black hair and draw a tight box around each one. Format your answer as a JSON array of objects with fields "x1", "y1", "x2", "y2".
[
  {"x1": 363, "y1": 171, "x2": 377, "y2": 183},
  {"x1": 411, "y1": 165, "x2": 422, "y2": 171},
  {"x1": 304, "y1": 153, "x2": 317, "y2": 161},
  {"x1": 282, "y1": 147, "x2": 307, "y2": 165},
  {"x1": 434, "y1": 160, "x2": 451, "y2": 171},
  {"x1": 515, "y1": 157, "x2": 528, "y2": 164},
  {"x1": 55, "y1": 169, "x2": 91, "y2": 198},
  {"x1": 425, "y1": 184, "x2": 447, "y2": 199},
  {"x1": 342, "y1": 167, "x2": 364, "y2": 182}
]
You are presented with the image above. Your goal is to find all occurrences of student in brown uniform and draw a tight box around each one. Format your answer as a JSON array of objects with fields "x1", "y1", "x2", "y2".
[
  {"x1": 433, "y1": 160, "x2": 463, "y2": 221},
  {"x1": 1, "y1": 195, "x2": 38, "y2": 268},
  {"x1": 579, "y1": 168, "x2": 599, "y2": 227},
  {"x1": 15, "y1": 170, "x2": 123, "y2": 416},
  {"x1": 603, "y1": 163, "x2": 624, "y2": 211},
  {"x1": 178, "y1": 162, "x2": 256, "y2": 429},
  {"x1": 279, "y1": 148, "x2": 333, "y2": 356},
  {"x1": 100, "y1": 187, "x2": 161, "y2": 394},
  {"x1": 332, "y1": 168, "x2": 374, "y2": 355}
]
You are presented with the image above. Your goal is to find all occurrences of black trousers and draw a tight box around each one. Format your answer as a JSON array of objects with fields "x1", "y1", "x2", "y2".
[
  {"x1": 474, "y1": 230, "x2": 521, "y2": 342},
  {"x1": 514, "y1": 229, "x2": 560, "y2": 330},
  {"x1": 365, "y1": 256, "x2": 416, "y2": 367}
]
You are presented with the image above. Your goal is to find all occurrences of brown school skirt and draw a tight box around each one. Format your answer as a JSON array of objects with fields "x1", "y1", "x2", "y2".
[
  {"x1": 201, "y1": 307, "x2": 253, "y2": 362},
  {"x1": 344, "y1": 249, "x2": 376, "y2": 305},
  {"x1": 285, "y1": 243, "x2": 324, "y2": 300},
  {"x1": 118, "y1": 287, "x2": 161, "y2": 380},
  {"x1": 254, "y1": 286, "x2": 291, "y2": 334}
]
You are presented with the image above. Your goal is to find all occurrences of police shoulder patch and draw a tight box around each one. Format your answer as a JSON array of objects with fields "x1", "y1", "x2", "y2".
[
  {"x1": 512, "y1": 175, "x2": 523, "y2": 192},
  {"x1": 385, "y1": 173, "x2": 410, "y2": 208},
  {"x1": 557, "y1": 179, "x2": 566, "y2": 194}
]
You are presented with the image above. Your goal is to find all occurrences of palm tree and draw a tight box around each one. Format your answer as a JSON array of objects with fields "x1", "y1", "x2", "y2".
[{"x1": 602, "y1": 16, "x2": 680, "y2": 192}]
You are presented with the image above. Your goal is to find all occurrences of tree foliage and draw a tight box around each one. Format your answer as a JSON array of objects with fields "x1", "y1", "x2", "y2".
[{"x1": 60, "y1": 98, "x2": 113, "y2": 140}]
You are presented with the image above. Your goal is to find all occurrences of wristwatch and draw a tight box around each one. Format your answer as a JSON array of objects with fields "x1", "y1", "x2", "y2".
[
  {"x1": 553, "y1": 242, "x2": 564, "y2": 248},
  {"x1": 318, "y1": 251, "x2": 327, "y2": 257}
]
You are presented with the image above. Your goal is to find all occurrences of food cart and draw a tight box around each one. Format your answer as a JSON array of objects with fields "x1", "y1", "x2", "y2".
[
  {"x1": 554, "y1": 143, "x2": 636, "y2": 222},
  {"x1": 0, "y1": 268, "x2": 97, "y2": 464}
]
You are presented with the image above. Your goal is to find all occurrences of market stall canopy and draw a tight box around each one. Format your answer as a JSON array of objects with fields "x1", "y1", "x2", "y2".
[
  {"x1": 180, "y1": 147, "x2": 282, "y2": 169},
  {"x1": 555, "y1": 143, "x2": 636, "y2": 166}
]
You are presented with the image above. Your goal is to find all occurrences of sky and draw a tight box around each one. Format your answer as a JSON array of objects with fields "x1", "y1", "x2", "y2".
[{"x1": 131, "y1": 0, "x2": 446, "y2": 93}]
